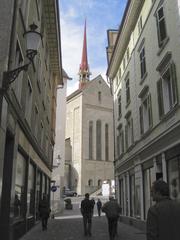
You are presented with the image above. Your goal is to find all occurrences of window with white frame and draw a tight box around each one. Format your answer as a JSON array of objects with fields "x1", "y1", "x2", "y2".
[
  {"x1": 125, "y1": 114, "x2": 134, "y2": 149},
  {"x1": 156, "y1": 4, "x2": 167, "y2": 47},
  {"x1": 140, "y1": 46, "x2": 147, "y2": 79},
  {"x1": 139, "y1": 93, "x2": 153, "y2": 135},
  {"x1": 125, "y1": 78, "x2": 130, "y2": 105},
  {"x1": 117, "y1": 125, "x2": 124, "y2": 156},
  {"x1": 157, "y1": 61, "x2": 178, "y2": 118}
]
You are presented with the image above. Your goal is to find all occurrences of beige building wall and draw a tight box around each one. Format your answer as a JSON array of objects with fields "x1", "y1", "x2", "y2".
[
  {"x1": 66, "y1": 75, "x2": 114, "y2": 195},
  {"x1": 107, "y1": 0, "x2": 180, "y2": 226}
]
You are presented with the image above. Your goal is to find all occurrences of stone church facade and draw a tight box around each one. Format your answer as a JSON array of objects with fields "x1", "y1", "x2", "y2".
[{"x1": 66, "y1": 75, "x2": 114, "y2": 195}]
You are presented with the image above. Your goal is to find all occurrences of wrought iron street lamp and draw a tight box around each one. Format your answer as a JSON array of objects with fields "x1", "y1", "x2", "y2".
[{"x1": 2, "y1": 23, "x2": 42, "y2": 91}]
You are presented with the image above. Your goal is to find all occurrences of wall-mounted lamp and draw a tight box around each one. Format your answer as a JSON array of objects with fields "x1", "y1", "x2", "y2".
[{"x1": 2, "y1": 23, "x2": 42, "y2": 91}]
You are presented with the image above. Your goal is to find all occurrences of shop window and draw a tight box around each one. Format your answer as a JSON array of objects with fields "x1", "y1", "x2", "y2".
[
  {"x1": 130, "y1": 175, "x2": 135, "y2": 217},
  {"x1": 168, "y1": 157, "x2": 180, "y2": 200},
  {"x1": 27, "y1": 163, "x2": 35, "y2": 216},
  {"x1": 143, "y1": 167, "x2": 154, "y2": 219},
  {"x1": 36, "y1": 171, "x2": 41, "y2": 220},
  {"x1": 14, "y1": 152, "x2": 26, "y2": 218},
  {"x1": 119, "y1": 179, "x2": 124, "y2": 215}
]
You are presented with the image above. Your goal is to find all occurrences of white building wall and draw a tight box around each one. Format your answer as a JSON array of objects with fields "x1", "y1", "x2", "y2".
[
  {"x1": 108, "y1": 0, "x2": 180, "y2": 224},
  {"x1": 51, "y1": 78, "x2": 68, "y2": 213}
]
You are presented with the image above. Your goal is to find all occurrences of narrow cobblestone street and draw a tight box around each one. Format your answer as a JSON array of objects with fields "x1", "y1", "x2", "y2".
[{"x1": 20, "y1": 198, "x2": 146, "y2": 240}]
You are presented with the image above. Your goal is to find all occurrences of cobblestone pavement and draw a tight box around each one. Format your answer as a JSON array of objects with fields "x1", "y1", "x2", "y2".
[{"x1": 20, "y1": 198, "x2": 146, "y2": 240}]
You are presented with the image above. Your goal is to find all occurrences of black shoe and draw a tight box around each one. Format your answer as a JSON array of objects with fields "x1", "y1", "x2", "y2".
[{"x1": 88, "y1": 232, "x2": 92, "y2": 237}]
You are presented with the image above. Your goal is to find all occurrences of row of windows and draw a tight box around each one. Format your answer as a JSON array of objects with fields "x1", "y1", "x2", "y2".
[
  {"x1": 88, "y1": 179, "x2": 102, "y2": 187},
  {"x1": 114, "y1": 1, "x2": 168, "y2": 92},
  {"x1": 116, "y1": 58, "x2": 178, "y2": 158},
  {"x1": 89, "y1": 121, "x2": 109, "y2": 161}
]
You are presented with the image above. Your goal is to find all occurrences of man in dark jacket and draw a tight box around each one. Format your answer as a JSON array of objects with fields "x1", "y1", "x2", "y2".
[
  {"x1": 102, "y1": 196, "x2": 121, "y2": 240},
  {"x1": 97, "y1": 199, "x2": 102, "y2": 217},
  {"x1": 39, "y1": 194, "x2": 51, "y2": 231},
  {"x1": 147, "y1": 180, "x2": 180, "y2": 240},
  {"x1": 80, "y1": 193, "x2": 94, "y2": 236}
]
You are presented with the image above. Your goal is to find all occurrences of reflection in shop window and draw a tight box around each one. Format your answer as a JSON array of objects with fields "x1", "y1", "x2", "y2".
[
  {"x1": 36, "y1": 171, "x2": 41, "y2": 220},
  {"x1": 27, "y1": 163, "x2": 35, "y2": 216},
  {"x1": 143, "y1": 167, "x2": 154, "y2": 219},
  {"x1": 14, "y1": 152, "x2": 26, "y2": 218},
  {"x1": 168, "y1": 157, "x2": 180, "y2": 200},
  {"x1": 135, "y1": 185, "x2": 141, "y2": 218}
]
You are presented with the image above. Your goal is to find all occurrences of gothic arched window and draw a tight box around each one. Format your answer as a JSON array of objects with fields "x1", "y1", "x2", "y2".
[
  {"x1": 89, "y1": 121, "x2": 93, "y2": 159},
  {"x1": 105, "y1": 124, "x2": 109, "y2": 161},
  {"x1": 96, "y1": 120, "x2": 102, "y2": 160}
]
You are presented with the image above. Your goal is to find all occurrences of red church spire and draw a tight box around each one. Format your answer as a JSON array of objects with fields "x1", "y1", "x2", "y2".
[
  {"x1": 80, "y1": 20, "x2": 88, "y2": 72},
  {"x1": 79, "y1": 19, "x2": 91, "y2": 89}
]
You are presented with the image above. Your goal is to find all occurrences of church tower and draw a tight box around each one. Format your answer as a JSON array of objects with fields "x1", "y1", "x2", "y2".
[{"x1": 78, "y1": 20, "x2": 91, "y2": 89}]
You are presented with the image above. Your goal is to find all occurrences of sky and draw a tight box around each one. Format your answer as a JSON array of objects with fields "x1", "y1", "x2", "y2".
[{"x1": 59, "y1": 0, "x2": 128, "y2": 96}]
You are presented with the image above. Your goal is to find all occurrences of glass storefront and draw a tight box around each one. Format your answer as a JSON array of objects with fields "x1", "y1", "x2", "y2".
[
  {"x1": 14, "y1": 152, "x2": 26, "y2": 218},
  {"x1": 168, "y1": 156, "x2": 180, "y2": 200},
  {"x1": 143, "y1": 167, "x2": 154, "y2": 219},
  {"x1": 27, "y1": 163, "x2": 35, "y2": 216},
  {"x1": 130, "y1": 174, "x2": 135, "y2": 217}
]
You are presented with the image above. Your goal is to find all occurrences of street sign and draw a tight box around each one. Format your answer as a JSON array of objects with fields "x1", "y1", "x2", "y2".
[{"x1": 51, "y1": 185, "x2": 57, "y2": 192}]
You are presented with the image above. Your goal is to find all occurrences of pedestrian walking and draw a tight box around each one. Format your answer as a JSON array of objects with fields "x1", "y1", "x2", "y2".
[
  {"x1": 147, "y1": 180, "x2": 180, "y2": 240},
  {"x1": 80, "y1": 193, "x2": 94, "y2": 237},
  {"x1": 102, "y1": 196, "x2": 121, "y2": 240},
  {"x1": 91, "y1": 197, "x2": 95, "y2": 215},
  {"x1": 97, "y1": 198, "x2": 102, "y2": 217},
  {"x1": 38, "y1": 194, "x2": 51, "y2": 231}
]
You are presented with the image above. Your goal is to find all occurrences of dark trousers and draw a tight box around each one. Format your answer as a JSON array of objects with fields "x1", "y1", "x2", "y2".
[
  {"x1": 83, "y1": 215, "x2": 92, "y2": 236},
  {"x1": 41, "y1": 217, "x2": 48, "y2": 230},
  {"x1": 107, "y1": 217, "x2": 118, "y2": 240},
  {"x1": 97, "y1": 208, "x2": 101, "y2": 216}
]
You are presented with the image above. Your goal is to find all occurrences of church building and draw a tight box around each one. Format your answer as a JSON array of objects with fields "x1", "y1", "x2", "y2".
[{"x1": 65, "y1": 21, "x2": 114, "y2": 195}]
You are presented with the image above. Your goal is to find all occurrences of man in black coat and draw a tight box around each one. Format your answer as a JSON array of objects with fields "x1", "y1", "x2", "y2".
[
  {"x1": 147, "y1": 180, "x2": 180, "y2": 240},
  {"x1": 80, "y1": 193, "x2": 94, "y2": 236},
  {"x1": 39, "y1": 194, "x2": 51, "y2": 231},
  {"x1": 102, "y1": 196, "x2": 121, "y2": 240}
]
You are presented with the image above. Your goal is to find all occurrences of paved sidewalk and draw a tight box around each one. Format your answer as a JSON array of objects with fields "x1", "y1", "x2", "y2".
[{"x1": 20, "y1": 216, "x2": 146, "y2": 240}]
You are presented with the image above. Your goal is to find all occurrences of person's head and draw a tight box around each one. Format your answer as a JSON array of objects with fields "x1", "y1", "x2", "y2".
[
  {"x1": 109, "y1": 196, "x2": 114, "y2": 201},
  {"x1": 151, "y1": 180, "x2": 169, "y2": 202},
  {"x1": 85, "y1": 193, "x2": 89, "y2": 199}
]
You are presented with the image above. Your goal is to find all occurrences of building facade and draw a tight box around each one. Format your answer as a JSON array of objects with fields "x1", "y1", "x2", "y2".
[
  {"x1": 51, "y1": 70, "x2": 71, "y2": 214},
  {"x1": 107, "y1": 0, "x2": 180, "y2": 226},
  {"x1": 0, "y1": 0, "x2": 62, "y2": 239},
  {"x1": 66, "y1": 75, "x2": 114, "y2": 195}
]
